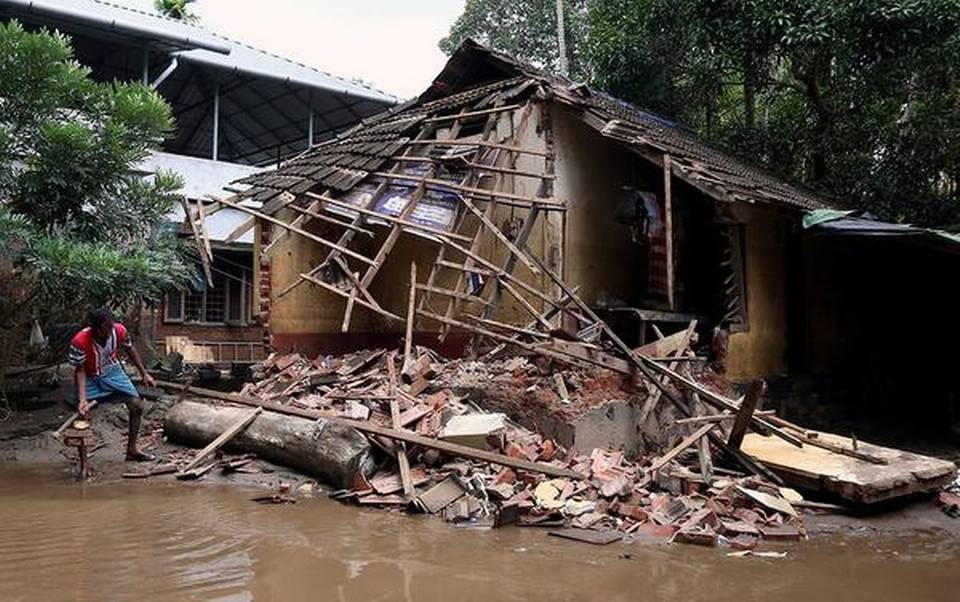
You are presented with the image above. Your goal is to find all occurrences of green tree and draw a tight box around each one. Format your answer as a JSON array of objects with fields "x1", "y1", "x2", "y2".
[
  {"x1": 443, "y1": 0, "x2": 960, "y2": 226},
  {"x1": 154, "y1": 0, "x2": 197, "y2": 21},
  {"x1": 440, "y1": 0, "x2": 591, "y2": 81},
  {"x1": 0, "y1": 21, "x2": 193, "y2": 339}
]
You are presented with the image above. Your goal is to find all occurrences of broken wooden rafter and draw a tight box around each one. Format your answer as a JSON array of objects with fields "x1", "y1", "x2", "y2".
[
  {"x1": 647, "y1": 422, "x2": 717, "y2": 474},
  {"x1": 215, "y1": 195, "x2": 378, "y2": 267},
  {"x1": 303, "y1": 192, "x2": 473, "y2": 243},
  {"x1": 392, "y1": 156, "x2": 554, "y2": 180},
  {"x1": 727, "y1": 380, "x2": 765, "y2": 450},
  {"x1": 179, "y1": 407, "x2": 262, "y2": 475},
  {"x1": 406, "y1": 138, "x2": 552, "y2": 158},
  {"x1": 181, "y1": 198, "x2": 213, "y2": 287},
  {"x1": 301, "y1": 272, "x2": 404, "y2": 324},
  {"x1": 421, "y1": 103, "x2": 523, "y2": 123},
  {"x1": 369, "y1": 172, "x2": 564, "y2": 210},
  {"x1": 287, "y1": 203, "x2": 375, "y2": 237},
  {"x1": 416, "y1": 283, "x2": 491, "y2": 306}
]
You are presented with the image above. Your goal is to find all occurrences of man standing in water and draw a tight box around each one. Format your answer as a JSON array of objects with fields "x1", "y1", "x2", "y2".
[{"x1": 68, "y1": 308, "x2": 155, "y2": 461}]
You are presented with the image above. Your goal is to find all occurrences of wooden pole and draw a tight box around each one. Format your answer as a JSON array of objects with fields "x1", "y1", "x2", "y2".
[
  {"x1": 727, "y1": 380, "x2": 764, "y2": 450},
  {"x1": 403, "y1": 263, "x2": 417, "y2": 375},
  {"x1": 664, "y1": 153, "x2": 675, "y2": 309}
]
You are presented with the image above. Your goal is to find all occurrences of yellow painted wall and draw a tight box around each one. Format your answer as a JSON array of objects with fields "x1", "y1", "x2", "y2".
[
  {"x1": 261, "y1": 103, "x2": 554, "y2": 340},
  {"x1": 550, "y1": 104, "x2": 648, "y2": 307},
  {"x1": 725, "y1": 204, "x2": 791, "y2": 379}
]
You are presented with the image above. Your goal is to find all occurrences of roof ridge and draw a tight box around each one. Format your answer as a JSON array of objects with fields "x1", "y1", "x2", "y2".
[{"x1": 87, "y1": 0, "x2": 397, "y2": 101}]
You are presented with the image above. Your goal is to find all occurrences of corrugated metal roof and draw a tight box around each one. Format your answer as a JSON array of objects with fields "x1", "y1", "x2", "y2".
[{"x1": 0, "y1": 0, "x2": 398, "y2": 104}]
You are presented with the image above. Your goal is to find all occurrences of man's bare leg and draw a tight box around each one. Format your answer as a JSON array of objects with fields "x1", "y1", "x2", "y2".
[{"x1": 124, "y1": 397, "x2": 152, "y2": 461}]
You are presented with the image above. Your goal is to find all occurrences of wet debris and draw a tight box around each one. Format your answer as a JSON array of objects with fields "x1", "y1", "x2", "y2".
[{"x1": 157, "y1": 345, "x2": 816, "y2": 549}]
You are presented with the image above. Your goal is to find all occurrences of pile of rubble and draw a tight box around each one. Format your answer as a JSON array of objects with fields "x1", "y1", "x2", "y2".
[{"x1": 224, "y1": 345, "x2": 807, "y2": 548}]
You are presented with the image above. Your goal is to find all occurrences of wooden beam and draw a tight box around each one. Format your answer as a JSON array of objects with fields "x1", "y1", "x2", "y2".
[
  {"x1": 458, "y1": 194, "x2": 540, "y2": 274},
  {"x1": 224, "y1": 216, "x2": 255, "y2": 244},
  {"x1": 179, "y1": 407, "x2": 262, "y2": 474},
  {"x1": 181, "y1": 199, "x2": 213, "y2": 287},
  {"x1": 301, "y1": 272, "x2": 404, "y2": 324},
  {"x1": 637, "y1": 321, "x2": 697, "y2": 427},
  {"x1": 727, "y1": 380, "x2": 765, "y2": 450},
  {"x1": 406, "y1": 138, "x2": 551, "y2": 157},
  {"x1": 520, "y1": 242, "x2": 803, "y2": 452},
  {"x1": 392, "y1": 156, "x2": 555, "y2": 180},
  {"x1": 386, "y1": 352, "x2": 415, "y2": 498},
  {"x1": 664, "y1": 153, "x2": 675, "y2": 309},
  {"x1": 402, "y1": 262, "x2": 417, "y2": 375},
  {"x1": 647, "y1": 422, "x2": 717, "y2": 474},
  {"x1": 370, "y1": 172, "x2": 563, "y2": 210},
  {"x1": 287, "y1": 203, "x2": 375, "y2": 237},
  {"x1": 153, "y1": 380, "x2": 582, "y2": 479},
  {"x1": 421, "y1": 104, "x2": 522, "y2": 123},
  {"x1": 215, "y1": 196, "x2": 377, "y2": 267}
]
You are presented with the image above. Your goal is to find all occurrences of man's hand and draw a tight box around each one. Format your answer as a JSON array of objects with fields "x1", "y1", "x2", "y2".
[
  {"x1": 142, "y1": 373, "x2": 156, "y2": 388},
  {"x1": 78, "y1": 398, "x2": 89, "y2": 417}
]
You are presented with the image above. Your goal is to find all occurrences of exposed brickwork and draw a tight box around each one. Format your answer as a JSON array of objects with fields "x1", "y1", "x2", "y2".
[{"x1": 258, "y1": 224, "x2": 273, "y2": 352}]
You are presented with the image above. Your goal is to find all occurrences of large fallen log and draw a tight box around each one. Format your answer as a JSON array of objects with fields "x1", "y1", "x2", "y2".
[
  {"x1": 154, "y1": 380, "x2": 582, "y2": 479},
  {"x1": 164, "y1": 401, "x2": 375, "y2": 489}
]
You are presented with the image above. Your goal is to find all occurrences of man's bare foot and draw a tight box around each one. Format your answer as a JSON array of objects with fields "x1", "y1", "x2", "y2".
[{"x1": 125, "y1": 450, "x2": 155, "y2": 462}]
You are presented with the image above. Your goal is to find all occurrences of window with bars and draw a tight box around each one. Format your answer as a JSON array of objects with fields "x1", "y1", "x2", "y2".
[{"x1": 164, "y1": 250, "x2": 253, "y2": 325}]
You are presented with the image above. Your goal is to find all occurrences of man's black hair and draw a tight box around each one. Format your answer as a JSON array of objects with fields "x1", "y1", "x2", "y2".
[{"x1": 88, "y1": 307, "x2": 114, "y2": 329}]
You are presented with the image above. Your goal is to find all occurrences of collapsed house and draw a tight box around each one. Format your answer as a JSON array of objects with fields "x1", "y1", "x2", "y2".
[
  {"x1": 220, "y1": 40, "x2": 958, "y2": 426},
  {"x1": 95, "y1": 41, "x2": 958, "y2": 546},
  {"x1": 227, "y1": 40, "x2": 829, "y2": 376}
]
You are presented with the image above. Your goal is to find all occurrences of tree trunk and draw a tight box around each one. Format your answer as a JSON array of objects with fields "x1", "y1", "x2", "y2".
[{"x1": 164, "y1": 400, "x2": 375, "y2": 489}]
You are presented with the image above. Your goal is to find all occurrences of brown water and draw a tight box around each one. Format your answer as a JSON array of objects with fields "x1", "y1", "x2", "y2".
[{"x1": 1, "y1": 464, "x2": 958, "y2": 602}]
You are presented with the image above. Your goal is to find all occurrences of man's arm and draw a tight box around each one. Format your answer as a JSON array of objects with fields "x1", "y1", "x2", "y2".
[
  {"x1": 124, "y1": 344, "x2": 155, "y2": 387},
  {"x1": 74, "y1": 368, "x2": 88, "y2": 416}
]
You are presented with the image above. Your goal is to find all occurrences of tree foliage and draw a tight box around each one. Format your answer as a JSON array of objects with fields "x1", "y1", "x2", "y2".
[
  {"x1": 154, "y1": 0, "x2": 198, "y2": 21},
  {"x1": 0, "y1": 21, "x2": 193, "y2": 332},
  {"x1": 442, "y1": 0, "x2": 960, "y2": 226},
  {"x1": 440, "y1": 0, "x2": 591, "y2": 81}
]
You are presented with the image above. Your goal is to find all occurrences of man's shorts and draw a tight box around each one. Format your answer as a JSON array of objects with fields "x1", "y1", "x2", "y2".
[{"x1": 74, "y1": 365, "x2": 139, "y2": 405}]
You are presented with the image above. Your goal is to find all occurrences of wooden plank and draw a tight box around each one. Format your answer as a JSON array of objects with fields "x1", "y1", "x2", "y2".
[
  {"x1": 727, "y1": 380, "x2": 764, "y2": 450},
  {"x1": 386, "y1": 353, "x2": 415, "y2": 498},
  {"x1": 402, "y1": 262, "x2": 417, "y2": 375},
  {"x1": 181, "y1": 198, "x2": 213, "y2": 287},
  {"x1": 741, "y1": 431, "x2": 956, "y2": 504},
  {"x1": 215, "y1": 195, "x2": 377, "y2": 267},
  {"x1": 153, "y1": 379, "x2": 583, "y2": 479},
  {"x1": 637, "y1": 321, "x2": 697, "y2": 426},
  {"x1": 341, "y1": 271, "x2": 358, "y2": 333},
  {"x1": 647, "y1": 422, "x2": 716, "y2": 474},
  {"x1": 301, "y1": 273, "x2": 404, "y2": 324},
  {"x1": 224, "y1": 216, "x2": 255, "y2": 244},
  {"x1": 179, "y1": 407, "x2": 262, "y2": 474},
  {"x1": 457, "y1": 194, "x2": 540, "y2": 274},
  {"x1": 195, "y1": 198, "x2": 213, "y2": 263},
  {"x1": 664, "y1": 153, "x2": 675, "y2": 309},
  {"x1": 287, "y1": 203, "x2": 375, "y2": 236},
  {"x1": 416, "y1": 283, "x2": 491, "y2": 306}
]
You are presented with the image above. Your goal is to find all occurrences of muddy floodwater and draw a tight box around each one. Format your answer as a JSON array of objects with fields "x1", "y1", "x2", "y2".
[{"x1": 1, "y1": 465, "x2": 958, "y2": 602}]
